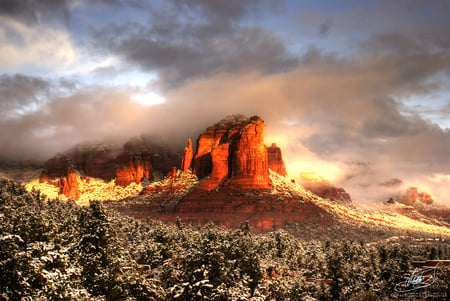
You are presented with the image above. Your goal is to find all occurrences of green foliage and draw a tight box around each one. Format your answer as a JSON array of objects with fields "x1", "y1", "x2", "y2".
[{"x1": 0, "y1": 179, "x2": 449, "y2": 300}]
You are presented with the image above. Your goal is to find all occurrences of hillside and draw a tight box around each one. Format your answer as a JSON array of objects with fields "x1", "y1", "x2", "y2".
[
  {"x1": 13, "y1": 114, "x2": 450, "y2": 239},
  {"x1": 1, "y1": 178, "x2": 449, "y2": 300}
]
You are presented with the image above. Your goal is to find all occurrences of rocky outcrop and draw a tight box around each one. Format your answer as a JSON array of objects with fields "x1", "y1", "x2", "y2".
[
  {"x1": 192, "y1": 115, "x2": 272, "y2": 191},
  {"x1": 193, "y1": 115, "x2": 249, "y2": 179},
  {"x1": 197, "y1": 144, "x2": 229, "y2": 191},
  {"x1": 383, "y1": 187, "x2": 450, "y2": 224},
  {"x1": 181, "y1": 139, "x2": 193, "y2": 171},
  {"x1": 39, "y1": 138, "x2": 180, "y2": 197},
  {"x1": 299, "y1": 173, "x2": 351, "y2": 203},
  {"x1": 65, "y1": 144, "x2": 118, "y2": 181},
  {"x1": 397, "y1": 187, "x2": 434, "y2": 206},
  {"x1": 227, "y1": 116, "x2": 270, "y2": 189},
  {"x1": 314, "y1": 185, "x2": 351, "y2": 203},
  {"x1": 39, "y1": 154, "x2": 74, "y2": 182},
  {"x1": 267, "y1": 143, "x2": 287, "y2": 176},
  {"x1": 115, "y1": 152, "x2": 152, "y2": 187},
  {"x1": 58, "y1": 167, "x2": 80, "y2": 199},
  {"x1": 39, "y1": 154, "x2": 81, "y2": 198}
]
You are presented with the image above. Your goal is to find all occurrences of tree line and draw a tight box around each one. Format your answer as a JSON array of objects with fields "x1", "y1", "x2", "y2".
[{"x1": 1, "y1": 179, "x2": 449, "y2": 300}]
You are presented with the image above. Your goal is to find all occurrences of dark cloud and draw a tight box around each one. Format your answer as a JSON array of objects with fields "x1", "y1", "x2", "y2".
[
  {"x1": 92, "y1": 0, "x2": 296, "y2": 89},
  {"x1": 0, "y1": 0, "x2": 150, "y2": 26},
  {"x1": 319, "y1": 19, "x2": 332, "y2": 36},
  {"x1": 92, "y1": 0, "x2": 148, "y2": 8},
  {"x1": 0, "y1": 74, "x2": 50, "y2": 116},
  {"x1": 0, "y1": 0, "x2": 70, "y2": 24},
  {"x1": 171, "y1": 0, "x2": 283, "y2": 21},
  {"x1": 173, "y1": 0, "x2": 257, "y2": 20},
  {"x1": 379, "y1": 178, "x2": 403, "y2": 187}
]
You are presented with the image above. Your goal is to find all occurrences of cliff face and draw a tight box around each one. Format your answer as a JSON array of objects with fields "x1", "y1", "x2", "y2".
[
  {"x1": 227, "y1": 116, "x2": 271, "y2": 189},
  {"x1": 181, "y1": 139, "x2": 193, "y2": 172},
  {"x1": 191, "y1": 115, "x2": 273, "y2": 191},
  {"x1": 196, "y1": 144, "x2": 230, "y2": 191},
  {"x1": 267, "y1": 143, "x2": 287, "y2": 176},
  {"x1": 193, "y1": 115, "x2": 249, "y2": 179},
  {"x1": 71, "y1": 145, "x2": 117, "y2": 181},
  {"x1": 39, "y1": 155, "x2": 74, "y2": 181},
  {"x1": 397, "y1": 187, "x2": 434, "y2": 206},
  {"x1": 39, "y1": 139, "x2": 180, "y2": 197},
  {"x1": 58, "y1": 167, "x2": 80, "y2": 199},
  {"x1": 115, "y1": 152, "x2": 152, "y2": 187}
]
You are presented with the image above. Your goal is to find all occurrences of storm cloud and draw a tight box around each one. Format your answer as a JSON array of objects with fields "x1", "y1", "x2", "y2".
[{"x1": 92, "y1": 0, "x2": 295, "y2": 89}]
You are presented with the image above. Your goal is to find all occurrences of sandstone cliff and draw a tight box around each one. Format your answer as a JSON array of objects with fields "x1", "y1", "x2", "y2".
[
  {"x1": 397, "y1": 187, "x2": 434, "y2": 206},
  {"x1": 191, "y1": 115, "x2": 274, "y2": 191},
  {"x1": 39, "y1": 138, "x2": 180, "y2": 197},
  {"x1": 181, "y1": 139, "x2": 193, "y2": 171},
  {"x1": 267, "y1": 143, "x2": 287, "y2": 176},
  {"x1": 227, "y1": 116, "x2": 270, "y2": 189}
]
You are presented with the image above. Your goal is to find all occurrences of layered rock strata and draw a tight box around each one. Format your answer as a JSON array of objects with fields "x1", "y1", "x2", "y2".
[
  {"x1": 39, "y1": 139, "x2": 180, "y2": 197},
  {"x1": 267, "y1": 143, "x2": 287, "y2": 176},
  {"x1": 191, "y1": 115, "x2": 277, "y2": 191}
]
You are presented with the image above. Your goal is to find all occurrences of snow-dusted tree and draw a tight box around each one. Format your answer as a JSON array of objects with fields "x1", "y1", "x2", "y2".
[{"x1": 77, "y1": 201, "x2": 159, "y2": 300}]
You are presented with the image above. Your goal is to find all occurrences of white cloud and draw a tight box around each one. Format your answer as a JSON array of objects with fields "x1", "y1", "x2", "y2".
[
  {"x1": 0, "y1": 16, "x2": 76, "y2": 73},
  {"x1": 131, "y1": 92, "x2": 165, "y2": 106}
]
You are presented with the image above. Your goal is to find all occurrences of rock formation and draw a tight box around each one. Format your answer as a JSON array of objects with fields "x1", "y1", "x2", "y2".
[
  {"x1": 39, "y1": 138, "x2": 180, "y2": 197},
  {"x1": 69, "y1": 144, "x2": 117, "y2": 181},
  {"x1": 181, "y1": 139, "x2": 193, "y2": 171},
  {"x1": 115, "y1": 152, "x2": 152, "y2": 187},
  {"x1": 193, "y1": 115, "x2": 249, "y2": 179},
  {"x1": 191, "y1": 115, "x2": 272, "y2": 191},
  {"x1": 39, "y1": 154, "x2": 81, "y2": 199},
  {"x1": 267, "y1": 143, "x2": 287, "y2": 176},
  {"x1": 39, "y1": 154, "x2": 74, "y2": 181},
  {"x1": 58, "y1": 167, "x2": 80, "y2": 199},
  {"x1": 397, "y1": 187, "x2": 434, "y2": 206},
  {"x1": 197, "y1": 144, "x2": 229, "y2": 191},
  {"x1": 227, "y1": 116, "x2": 270, "y2": 189},
  {"x1": 299, "y1": 172, "x2": 351, "y2": 203}
]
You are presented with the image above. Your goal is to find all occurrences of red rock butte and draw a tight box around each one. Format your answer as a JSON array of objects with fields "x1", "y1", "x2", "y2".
[
  {"x1": 39, "y1": 114, "x2": 292, "y2": 201},
  {"x1": 38, "y1": 115, "x2": 288, "y2": 198},
  {"x1": 397, "y1": 187, "x2": 434, "y2": 206},
  {"x1": 184, "y1": 115, "x2": 286, "y2": 191}
]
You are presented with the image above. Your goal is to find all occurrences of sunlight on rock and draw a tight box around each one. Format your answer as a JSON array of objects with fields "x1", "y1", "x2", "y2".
[
  {"x1": 25, "y1": 177, "x2": 143, "y2": 206},
  {"x1": 269, "y1": 170, "x2": 450, "y2": 236}
]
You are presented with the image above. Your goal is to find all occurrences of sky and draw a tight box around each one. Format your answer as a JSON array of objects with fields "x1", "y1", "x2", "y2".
[{"x1": 0, "y1": 0, "x2": 449, "y2": 204}]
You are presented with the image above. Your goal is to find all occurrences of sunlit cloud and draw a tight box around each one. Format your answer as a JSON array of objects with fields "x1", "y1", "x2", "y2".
[
  {"x1": 131, "y1": 91, "x2": 165, "y2": 106},
  {"x1": 0, "y1": 16, "x2": 76, "y2": 73}
]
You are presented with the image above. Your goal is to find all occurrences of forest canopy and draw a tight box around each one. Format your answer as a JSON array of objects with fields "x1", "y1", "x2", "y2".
[{"x1": 0, "y1": 179, "x2": 449, "y2": 300}]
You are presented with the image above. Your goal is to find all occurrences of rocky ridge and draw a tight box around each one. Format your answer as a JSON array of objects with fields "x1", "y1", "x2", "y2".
[
  {"x1": 299, "y1": 172, "x2": 351, "y2": 203},
  {"x1": 106, "y1": 170, "x2": 450, "y2": 236},
  {"x1": 21, "y1": 114, "x2": 450, "y2": 236},
  {"x1": 384, "y1": 187, "x2": 450, "y2": 224},
  {"x1": 38, "y1": 138, "x2": 180, "y2": 199}
]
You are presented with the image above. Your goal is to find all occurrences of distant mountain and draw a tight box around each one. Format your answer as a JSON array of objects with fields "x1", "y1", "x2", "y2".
[
  {"x1": 384, "y1": 187, "x2": 450, "y2": 224},
  {"x1": 19, "y1": 115, "x2": 450, "y2": 238},
  {"x1": 35, "y1": 138, "x2": 180, "y2": 199},
  {"x1": 298, "y1": 172, "x2": 351, "y2": 203}
]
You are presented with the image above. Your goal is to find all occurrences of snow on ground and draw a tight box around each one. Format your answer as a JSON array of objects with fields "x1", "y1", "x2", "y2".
[{"x1": 269, "y1": 170, "x2": 450, "y2": 237}]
